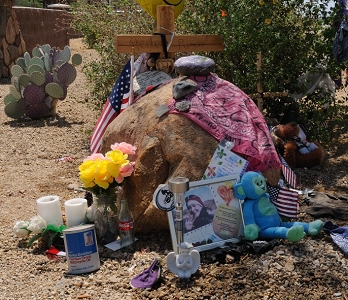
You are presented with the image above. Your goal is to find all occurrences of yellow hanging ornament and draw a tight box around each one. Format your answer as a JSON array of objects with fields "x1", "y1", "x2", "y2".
[{"x1": 136, "y1": 0, "x2": 184, "y2": 20}]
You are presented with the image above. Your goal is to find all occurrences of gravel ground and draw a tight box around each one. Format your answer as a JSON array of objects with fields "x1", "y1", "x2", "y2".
[{"x1": 0, "y1": 39, "x2": 348, "y2": 300}]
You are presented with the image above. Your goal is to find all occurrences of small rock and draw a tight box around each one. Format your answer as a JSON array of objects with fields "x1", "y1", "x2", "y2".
[
  {"x1": 285, "y1": 262, "x2": 295, "y2": 271},
  {"x1": 37, "y1": 152, "x2": 47, "y2": 159},
  {"x1": 67, "y1": 183, "x2": 80, "y2": 190}
]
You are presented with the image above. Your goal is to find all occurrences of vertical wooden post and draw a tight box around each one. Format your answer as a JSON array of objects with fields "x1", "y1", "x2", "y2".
[
  {"x1": 156, "y1": 5, "x2": 175, "y2": 59},
  {"x1": 256, "y1": 51, "x2": 263, "y2": 112}
]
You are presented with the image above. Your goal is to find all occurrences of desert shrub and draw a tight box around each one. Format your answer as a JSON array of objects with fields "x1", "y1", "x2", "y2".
[
  {"x1": 177, "y1": 0, "x2": 348, "y2": 143},
  {"x1": 70, "y1": 0, "x2": 153, "y2": 107},
  {"x1": 71, "y1": 0, "x2": 348, "y2": 142}
]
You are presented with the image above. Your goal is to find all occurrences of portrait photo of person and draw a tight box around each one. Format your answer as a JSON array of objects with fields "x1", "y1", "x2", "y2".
[{"x1": 184, "y1": 194, "x2": 215, "y2": 233}]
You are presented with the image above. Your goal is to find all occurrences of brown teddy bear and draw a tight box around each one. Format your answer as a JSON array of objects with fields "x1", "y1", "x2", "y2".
[{"x1": 271, "y1": 122, "x2": 325, "y2": 169}]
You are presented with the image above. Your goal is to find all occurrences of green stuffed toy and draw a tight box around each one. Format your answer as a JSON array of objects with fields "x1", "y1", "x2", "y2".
[{"x1": 234, "y1": 171, "x2": 323, "y2": 242}]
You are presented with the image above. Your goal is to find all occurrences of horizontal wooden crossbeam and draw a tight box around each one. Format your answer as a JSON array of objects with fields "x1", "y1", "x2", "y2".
[
  {"x1": 249, "y1": 91, "x2": 289, "y2": 100},
  {"x1": 115, "y1": 34, "x2": 224, "y2": 54}
]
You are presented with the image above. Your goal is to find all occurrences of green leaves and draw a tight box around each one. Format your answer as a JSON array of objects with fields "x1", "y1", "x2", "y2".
[
  {"x1": 27, "y1": 233, "x2": 42, "y2": 248},
  {"x1": 71, "y1": 0, "x2": 347, "y2": 144},
  {"x1": 27, "y1": 224, "x2": 66, "y2": 248}
]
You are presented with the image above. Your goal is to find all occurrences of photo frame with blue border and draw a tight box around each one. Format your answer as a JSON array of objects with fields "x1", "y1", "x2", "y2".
[{"x1": 154, "y1": 175, "x2": 244, "y2": 252}]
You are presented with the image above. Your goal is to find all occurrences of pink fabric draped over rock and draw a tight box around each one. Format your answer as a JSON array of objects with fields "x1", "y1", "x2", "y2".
[{"x1": 167, "y1": 74, "x2": 281, "y2": 172}]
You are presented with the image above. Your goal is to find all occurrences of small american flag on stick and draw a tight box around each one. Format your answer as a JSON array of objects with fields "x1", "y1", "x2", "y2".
[
  {"x1": 90, "y1": 58, "x2": 133, "y2": 154},
  {"x1": 279, "y1": 155, "x2": 297, "y2": 188},
  {"x1": 90, "y1": 53, "x2": 149, "y2": 154},
  {"x1": 267, "y1": 184, "x2": 299, "y2": 219}
]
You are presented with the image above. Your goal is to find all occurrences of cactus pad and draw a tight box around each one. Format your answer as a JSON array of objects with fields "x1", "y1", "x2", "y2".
[
  {"x1": 11, "y1": 76, "x2": 20, "y2": 92},
  {"x1": 10, "y1": 86, "x2": 22, "y2": 100},
  {"x1": 32, "y1": 46, "x2": 44, "y2": 57},
  {"x1": 4, "y1": 100, "x2": 25, "y2": 119},
  {"x1": 24, "y1": 52, "x2": 31, "y2": 67},
  {"x1": 71, "y1": 53, "x2": 83, "y2": 66},
  {"x1": 62, "y1": 45, "x2": 71, "y2": 62},
  {"x1": 30, "y1": 57, "x2": 44, "y2": 69},
  {"x1": 59, "y1": 85, "x2": 68, "y2": 100},
  {"x1": 51, "y1": 48, "x2": 63, "y2": 66},
  {"x1": 45, "y1": 82, "x2": 64, "y2": 99},
  {"x1": 23, "y1": 85, "x2": 45, "y2": 104},
  {"x1": 43, "y1": 53, "x2": 53, "y2": 72},
  {"x1": 30, "y1": 71, "x2": 46, "y2": 86},
  {"x1": 18, "y1": 98, "x2": 28, "y2": 111},
  {"x1": 55, "y1": 60, "x2": 65, "y2": 68},
  {"x1": 11, "y1": 65, "x2": 24, "y2": 78},
  {"x1": 57, "y1": 63, "x2": 77, "y2": 86},
  {"x1": 4, "y1": 94, "x2": 17, "y2": 105},
  {"x1": 16, "y1": 58, "x2": 26, "y2": 70},
  {"x1": 28, "y1": 64, "x2": 45, "y2": 76},
  {"x1": 41, "y1": 44, "x2": 51, "y2": 55},
  {"x1": 43, "y1": 71, "x2": 54, "y2": 86},
  {"x1": 19, "y1": 73, "x2": 31, "y2": 87}
]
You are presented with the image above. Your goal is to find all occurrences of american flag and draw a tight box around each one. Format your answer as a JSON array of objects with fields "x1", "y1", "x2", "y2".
[
  {"x1": 90, "y1": 53, "x2": 149, "y2": 154},
  {"x1": 267, "y1": 184, "x2": 299, "y2": 219},
  {"x1": 90, "y1": 58, "x2": 133, "y2": 154},
  {"x1": 279, "y1": 155, "x2": 297, "y2": 188}
]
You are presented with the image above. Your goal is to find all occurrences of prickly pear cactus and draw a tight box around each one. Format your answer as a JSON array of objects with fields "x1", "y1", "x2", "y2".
[{"x1": 3, "y1": 44, "x2": 83, "y2": 120}]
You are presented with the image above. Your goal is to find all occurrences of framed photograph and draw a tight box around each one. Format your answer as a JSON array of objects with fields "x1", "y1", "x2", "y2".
[{"x1": 156, "y1": 175, "x2": 244, "y2": 252}]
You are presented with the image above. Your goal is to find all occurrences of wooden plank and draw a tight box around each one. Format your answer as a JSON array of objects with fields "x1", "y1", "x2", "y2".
[
  {"x1": 115, "y1": 34, "x2": 224, "y2": 54},
  {"x1": 156, "y1": 5, "x2": 175, "y2": 59},
  {"x1": 156, "y1": 5, "x2": 175, "y2": 34},
  {"x1": 256, "y1": 52, "x2": 263, "y2": 111}
]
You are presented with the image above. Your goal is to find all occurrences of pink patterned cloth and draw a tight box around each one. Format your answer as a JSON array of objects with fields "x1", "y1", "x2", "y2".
[{"x1": 168, "y1": 74, "x2": 281, "y2": 172}]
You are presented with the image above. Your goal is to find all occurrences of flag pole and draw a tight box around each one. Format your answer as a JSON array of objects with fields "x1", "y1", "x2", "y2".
[{"x1": 129, "y1": 47, "x2": 135, "y2": 105}]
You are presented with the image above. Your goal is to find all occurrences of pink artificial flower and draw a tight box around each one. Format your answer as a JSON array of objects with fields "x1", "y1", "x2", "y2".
[
  {"x1": 115, "y1": 174, "x2": 125, "y2": 184},
  {"x1": 111, "y1": 142, "x2": 137, "y2": 155},
  {"x1": 120, "y1": 163, "x2": 134, "y2": 177},
  {"x1": 115, "y1": 163, "x2": 134, "y2": 183}
]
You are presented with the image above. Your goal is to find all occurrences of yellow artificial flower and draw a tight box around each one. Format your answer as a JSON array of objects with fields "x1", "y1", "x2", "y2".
[
  {"x1": 273, "y1": 0, "x2": 277, "y2": 4},
  {"x1": 106, "y1": 149, "x2": 129, "y2": 166},
  {"x1": 79, "y1": 160, "x2": 98, "y2": 188},
  {"x1": 105, "y1": 149, "x2": 129, "y2": 179},
  {"x1": 79, "y1": 142, "x2": 137, "y2": 195},
  {"x1": 259, "y1": 0, "x2": 265, "y2": 5},
  {"x1": 94, "y1": 159, "x2": 113, "y2": 189},
  {"x1": 265, "y1": 18, "x2": 271, "y2": 25}
]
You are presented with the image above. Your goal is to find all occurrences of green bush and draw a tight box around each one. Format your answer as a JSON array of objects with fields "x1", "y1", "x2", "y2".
[
  {"x1": 71, "y1": 0, "x2": 152, "y2": 107},
  {"x1": 71, "y1": 0, "x2": 348, "y2": 143},
  {"x1": 177, "y1": 0, "x2": 347, "y2": 137},
  {"x1": 15, "y1": 0, "x2": 43, "y2": 7}
]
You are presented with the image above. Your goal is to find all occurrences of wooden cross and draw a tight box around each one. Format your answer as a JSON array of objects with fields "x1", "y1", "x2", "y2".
[
  {"x1": 115, "y1": 5, "x2": 224, "y2": 56},
  {"x1": 249, "y1": 52, "x2": 288, "y2": 112}
]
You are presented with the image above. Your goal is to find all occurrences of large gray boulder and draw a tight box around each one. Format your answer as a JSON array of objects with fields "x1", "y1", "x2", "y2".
[{"x1": 101, "y1": 78, "x2": 280, "y2": 233}]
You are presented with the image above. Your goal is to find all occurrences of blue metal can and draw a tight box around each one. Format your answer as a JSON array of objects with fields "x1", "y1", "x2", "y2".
[{"x1": 63, "y1": 224, "x2": 100, "y2": 274}]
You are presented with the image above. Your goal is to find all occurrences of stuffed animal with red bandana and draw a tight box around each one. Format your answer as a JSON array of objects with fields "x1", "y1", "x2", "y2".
[{"x1": 270, "y1": 122, "x2": 325, "y2": 169}]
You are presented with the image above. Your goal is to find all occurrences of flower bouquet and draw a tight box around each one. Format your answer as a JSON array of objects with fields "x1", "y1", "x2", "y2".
[
  {"x1": 13, "y1": 215, "x2": 66, "y2": 249},
  {"x1": 79, "y1": 142, "x2": 136, "y2": 244}
]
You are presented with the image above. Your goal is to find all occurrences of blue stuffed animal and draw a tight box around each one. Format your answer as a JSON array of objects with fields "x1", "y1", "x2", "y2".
[{"x1": 234, "y1": 171, "x2": 323, "y2": 242}]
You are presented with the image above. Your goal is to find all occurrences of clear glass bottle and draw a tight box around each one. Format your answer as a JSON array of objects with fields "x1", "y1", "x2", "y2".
[{"x1": 118, "y1": 199, "x2": 135, "y2": 252}]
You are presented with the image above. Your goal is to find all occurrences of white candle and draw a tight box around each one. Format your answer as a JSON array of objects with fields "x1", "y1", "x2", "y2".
[
  {"x1": 36, "y1": 195, "x2": 63, "y2": 227},
  {"x1": 64, "y1": 198, "x2": 88, "y2": 227}
]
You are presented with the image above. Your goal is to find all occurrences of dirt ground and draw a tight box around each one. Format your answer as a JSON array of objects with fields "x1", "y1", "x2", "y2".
[{"x1": 0, "y1": 38, "x2": 348, "y2": 299}]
